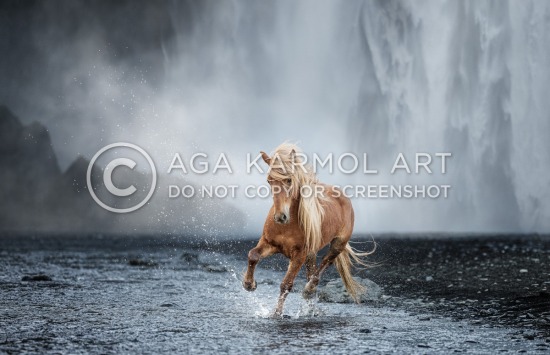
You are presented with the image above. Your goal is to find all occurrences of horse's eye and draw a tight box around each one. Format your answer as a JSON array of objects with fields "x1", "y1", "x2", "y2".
[{"x1": 285, "y1": 179, "x2": 291, "y2": 184}]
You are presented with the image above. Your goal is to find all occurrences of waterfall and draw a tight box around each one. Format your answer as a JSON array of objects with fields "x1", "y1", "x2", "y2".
[
  {"x1": 162, "y1": 0, "x2": 550, "y2": 232},
  {"x1": 5, "y1": 0, "x2": 549, "y2": 233},
  {"x1": 348, "y1": 1, "x2": 550, "y2": 232}
]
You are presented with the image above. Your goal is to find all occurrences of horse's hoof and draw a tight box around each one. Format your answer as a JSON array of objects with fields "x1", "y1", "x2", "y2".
[
  {"x1": 270, "y1": 311, "x2": 287, "y2": 319},
  {"x1": 302, "y1": 286, "x2": 316, "y2": 299},
  {"x1": 243, "y1": 280, "x2": 257, "y2": 292}
]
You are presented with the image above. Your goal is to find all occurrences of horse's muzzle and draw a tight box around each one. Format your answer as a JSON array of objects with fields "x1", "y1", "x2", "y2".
[{"x1": 274, "y1": 213, "x2": 289, "y2": 224}]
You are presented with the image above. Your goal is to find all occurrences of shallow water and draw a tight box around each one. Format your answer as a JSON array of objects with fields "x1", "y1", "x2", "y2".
[{"x1": 0, "y1": 244, "x2": 544, "y2": 353}]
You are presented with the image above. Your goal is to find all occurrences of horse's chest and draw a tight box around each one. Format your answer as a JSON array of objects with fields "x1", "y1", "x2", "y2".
[{"x1": 266, "y1": 230, "x2": 305, "y2": 258}]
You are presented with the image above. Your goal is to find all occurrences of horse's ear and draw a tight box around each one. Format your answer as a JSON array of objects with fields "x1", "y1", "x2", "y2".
[
  {"x1": 290, "y1": 149, "x2": 296, "y2": 162},
  {"x1": 260, "y1": 151, "x2": 271, "y2": 165}
]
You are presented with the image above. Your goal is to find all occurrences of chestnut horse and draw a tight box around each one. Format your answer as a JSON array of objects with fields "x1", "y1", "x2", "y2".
[{"x1": 242, "y1": 143, "x2": 373, "y2": 317}]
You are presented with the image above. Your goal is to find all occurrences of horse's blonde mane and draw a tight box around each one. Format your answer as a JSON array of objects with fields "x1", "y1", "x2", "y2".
[{"x1": 268, "y1": 143, "x2": 325, "y2": 254}]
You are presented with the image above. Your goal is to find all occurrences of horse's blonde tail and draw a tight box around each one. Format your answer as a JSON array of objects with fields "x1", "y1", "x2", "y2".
[{"x1": 334, "y1": 243, "x2": 376, "y2": 303}]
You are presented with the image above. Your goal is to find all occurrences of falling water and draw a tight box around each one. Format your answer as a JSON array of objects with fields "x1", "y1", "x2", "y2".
[
  {"x1": 2, "y1": 0, "x2": 549, "y2": 233},
  {"x1": 349, "y1": 1, "x2": 550, "y2": 232},
  {"x1": 157, "y1": 0, "x2": 550, "y2": 233}
]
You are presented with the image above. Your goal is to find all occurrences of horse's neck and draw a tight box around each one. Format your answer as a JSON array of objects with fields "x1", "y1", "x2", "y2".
[{"x1": 290, "y1": 196, "x2": 300, "y2": 217}]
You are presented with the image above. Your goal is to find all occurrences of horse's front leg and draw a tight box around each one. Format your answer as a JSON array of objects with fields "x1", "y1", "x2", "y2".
[
  {"x1": 273, "y1": 254, "x2": 306, "y2": 317},
  {"x1": 243, "y1": 239, "x2": 276, "y2": 291}
]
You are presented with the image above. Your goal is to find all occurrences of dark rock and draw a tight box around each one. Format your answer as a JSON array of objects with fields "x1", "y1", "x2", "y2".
[
  {"x1": 318, "y1": 277, "x2": 382, "y2": 303},
  {"x1": 0, "y1": 106, "x2": 246, "y2": 235},
  {"x1": 358, "y1": 328, "x2": 371, "y2": 334},
  {"x1": 181, "y1": 252, "x2": 199, "y2": 263},
  {"x1": 21, "y1": 274, "x2": 52, "y2": 282},
  {"x1": 0, "y1": 107, "x2": 60, "y2": 229},
  {"x1": 128, "y1": 259, "x2": 158, "y2": 267},
  {"x1": 202, "y1": 264, "x2": 227, "y2": 273},
  {"x1": 0, "y1": 105, "x2": 23, "y2": 153}
]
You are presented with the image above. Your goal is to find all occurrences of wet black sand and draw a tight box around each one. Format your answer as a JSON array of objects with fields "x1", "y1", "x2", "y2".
[
  {"x1": 205, "y1": 233, "x2": 550, "y2": 343},
  {"x1": 1, "y1": 233, "x2": 549, "y2": 352},
  {"x1": 358, "y1": 235, "x2": 550, "y2": 343}
]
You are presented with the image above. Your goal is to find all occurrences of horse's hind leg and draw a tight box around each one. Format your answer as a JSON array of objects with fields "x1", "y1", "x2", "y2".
[
  {"x1": 303, "y1": 238, "x2": 346, "y2": 299},
  {"x1": 243, "y1": 238, "x2": 276, "y2": 291},
  {"x1": 305, "y1": 253, "x2": 317, "y2": 282},
  {"x1": 273, "y1": 254, "x2": 306, "y2": 317}
]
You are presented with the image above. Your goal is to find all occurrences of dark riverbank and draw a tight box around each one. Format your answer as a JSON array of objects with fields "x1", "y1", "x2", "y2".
[{"x1": 354, "y1": 235, "x2": 550, "y2": 343}]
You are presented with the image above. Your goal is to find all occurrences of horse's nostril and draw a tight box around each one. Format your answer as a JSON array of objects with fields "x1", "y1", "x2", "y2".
[{"x1": 274, "y1": 213, "x2": 288, "y2": 223}]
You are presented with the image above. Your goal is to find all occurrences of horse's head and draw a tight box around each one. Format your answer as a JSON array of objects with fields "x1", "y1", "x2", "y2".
[{"x1": 261, "y1": 149, "x2": 299, "y2": 225}]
